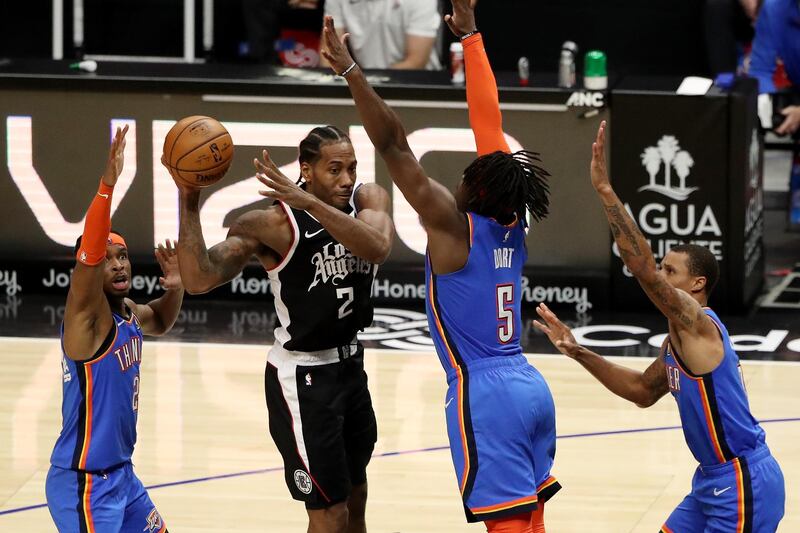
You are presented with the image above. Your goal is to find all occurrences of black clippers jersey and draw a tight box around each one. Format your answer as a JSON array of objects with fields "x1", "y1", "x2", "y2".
[{"x1": 268, "y1": 188, "x2": 378, "y2": 352}]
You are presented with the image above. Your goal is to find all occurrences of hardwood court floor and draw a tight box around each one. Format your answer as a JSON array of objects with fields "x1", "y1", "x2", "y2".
[{"x1": 1, "y1": 337, "x2": 798, "y2": 532}]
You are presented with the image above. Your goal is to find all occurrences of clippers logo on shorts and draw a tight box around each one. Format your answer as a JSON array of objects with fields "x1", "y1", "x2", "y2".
[
  {"x1": 294, "y1": 469, "x2": 313, "y2": 494},
  {"x1": 308, "y1": 242, "x2": 373, "y2": 291},
  {"x1": 144, "y1": 508, "x2": 163, "y2": 532}
]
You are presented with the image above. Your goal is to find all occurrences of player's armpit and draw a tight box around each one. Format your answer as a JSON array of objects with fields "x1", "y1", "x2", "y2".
[{"x1": 637, "y1": 354, "x2": 669, "y2": 408}]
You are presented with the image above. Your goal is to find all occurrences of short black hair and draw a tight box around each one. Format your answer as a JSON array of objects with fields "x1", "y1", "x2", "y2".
[
  {"x1": 297, "y1": 125, "x2": 351, "y2": 182},
  {"x1": 461, "y1": 150, "x2": 550, "y2": 226},
  {"x1": 671, "y1": 243, "x2": 720, "y2": 295},
  {"x1": 73, "y1": 229, "x2": 126, "y2": 256}
]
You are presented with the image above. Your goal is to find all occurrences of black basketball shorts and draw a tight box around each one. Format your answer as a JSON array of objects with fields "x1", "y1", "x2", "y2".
[{"x1": 265, "y1": 341, "x2": 377, "y2": 509}]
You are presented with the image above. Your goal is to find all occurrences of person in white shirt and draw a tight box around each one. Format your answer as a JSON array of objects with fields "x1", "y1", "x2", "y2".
[{"x1": 321, "y1": 0, "x2": 442, "y2": 70}]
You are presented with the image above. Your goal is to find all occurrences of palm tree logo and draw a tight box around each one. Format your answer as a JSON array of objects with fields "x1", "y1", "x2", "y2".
[{"x1": 638, "y1": 135, "x2": 698, "y2": 201}]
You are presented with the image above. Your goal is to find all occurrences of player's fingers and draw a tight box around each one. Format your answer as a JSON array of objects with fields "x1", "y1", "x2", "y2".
[
  {"x1": 444, "y1": 15, "x2": 457, "y2": 35},
  {"x1": 341, "y1": 32, "x2": 350, "y2": 47},
  {"x1": 258, "y1": 189, "x2": 278, "y2": 199},
  {"x1": 256, "y1": 172, "x2": 283, "y2": 191},
  {"x1": 532, "y1": 320, "x2": 551, "y2": 335},
  {"x1": 261, "y1": 149, "x2": 281, "y2": 171}
]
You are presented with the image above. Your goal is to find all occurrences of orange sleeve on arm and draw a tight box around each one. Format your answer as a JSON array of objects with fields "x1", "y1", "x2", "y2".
[
  {"x1": 463, "y1": 33, "x2": 510, "y2": 156},
  {"x1": 76, "y1": 181, "x2": 113, "y2": 266}
]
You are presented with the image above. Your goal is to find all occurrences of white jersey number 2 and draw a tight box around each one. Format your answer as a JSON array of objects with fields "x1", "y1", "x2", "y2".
[
  {"x1": 337, "y1": 287, "x2": 354, "y2": 319},
  {"x1": 496, "y1": 285, "x2": 514, "y2": 343}
]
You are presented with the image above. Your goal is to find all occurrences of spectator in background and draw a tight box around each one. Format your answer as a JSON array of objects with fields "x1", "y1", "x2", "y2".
[
  {"x1": 243, "y1": 0, "x2": 324, "y2": 65},
  {"x1": 242, "y1": 0, "x2": 282, "y2": 62},
  {"x1": 321, "y1": 0, "x2": 442, "y2": 70},
  {"x1": 749, "y1": 0, "x2": 800, "y2": 136},
  {"x1": 704, "y1": 0, "x2": 757, "y2": 75}
]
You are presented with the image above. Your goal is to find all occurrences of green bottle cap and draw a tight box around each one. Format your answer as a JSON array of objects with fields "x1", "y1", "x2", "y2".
[{"x1": 584, "y1": 50, "x2": 607, "y2": 78}]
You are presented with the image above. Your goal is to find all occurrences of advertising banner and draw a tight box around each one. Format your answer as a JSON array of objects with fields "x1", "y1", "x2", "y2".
[
  {"x1": 610, "y1": 92, "x2": 731, "y2": 309},
  {"x1": 0, "y1": 85, "x2": 611, "y2": 306}
]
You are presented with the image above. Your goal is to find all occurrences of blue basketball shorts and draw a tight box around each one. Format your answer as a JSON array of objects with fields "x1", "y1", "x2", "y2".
[
  {"x1": 46, "y1": 462, "x2": 167, "y2": 533},
  {"x1": 444, "y1": 355, "x2": 561, "y2": 523},
  {"x1": 662, "y1": 445, "x2": 784, "y2": 533}
]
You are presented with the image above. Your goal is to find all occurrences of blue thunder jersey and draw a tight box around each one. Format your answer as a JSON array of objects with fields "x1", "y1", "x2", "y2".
[
  {"x1": 664, "y1": 309, "x2": 766, "y2": 466},
  {"x1": 51, "y1": 311, "x2": 144, "y2": 472},
  {"x1": 426, "y1": 212, "x2": 526, "y2": 371}
]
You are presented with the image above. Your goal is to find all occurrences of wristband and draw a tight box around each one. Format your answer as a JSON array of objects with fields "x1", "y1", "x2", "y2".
[
  {"x1": 460, "y1": 30, "x2": 478, "y2": 41},
  {"x1": 339, "y1": 62, "x2": 358, "y2": 77}
]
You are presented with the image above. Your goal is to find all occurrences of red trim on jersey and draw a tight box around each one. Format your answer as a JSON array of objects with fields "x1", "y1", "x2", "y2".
[{"x1": 266, "y1": 201, "x2": 297, "y2": 273}]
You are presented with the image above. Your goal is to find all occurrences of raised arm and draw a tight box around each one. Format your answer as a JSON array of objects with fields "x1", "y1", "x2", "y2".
[
  {"x1": 175, "y1": 187, "x2": 264, "y2": 294},
  {"x1": 533, "y1": 303, "x2": 668, "y2": 407},
  {"x1": 590, "y1": 122, "x2": 723, "y2": 372},
  {"x1": 320, "y1": 15, "x2": 463, "y2": 233},
  {"x1": 591, "y1": 123, "x2": 705, "y2": 329},
  {"x1": 126, "y1": 240, "x2": 184, "y2": 336},
  {"x1": 254, "y1": 151, "x2": 394, "y2": 264},
  {"x1": 445, "y1": 0, "x2": 510, "y2": 155},
  {"x1": 63, "y1": 125, "x2": 128, "y2": 360}
]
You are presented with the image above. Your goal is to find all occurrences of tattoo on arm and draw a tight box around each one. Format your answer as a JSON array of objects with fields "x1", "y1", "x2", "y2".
[
  {"x1": 645, "y1": 277, "x2": 695, "y2": 328},
  {"x1": 604, "y1": 204, "x2": 643, "y2": 257},
  {"x1": 642, "y1": 356, "x2": 669, "y2": 404}
]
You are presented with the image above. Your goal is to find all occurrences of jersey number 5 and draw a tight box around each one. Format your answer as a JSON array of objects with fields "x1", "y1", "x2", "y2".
[{"x1": 496, "y1": 285, "x2": 514, "y2": 343}]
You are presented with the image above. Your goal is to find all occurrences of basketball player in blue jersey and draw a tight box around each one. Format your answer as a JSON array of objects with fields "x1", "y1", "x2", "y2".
[
  {"x1": 322, "y1": 1, "x2": 559, "y2": 531},
  {"x1": 534, "y1": 121, "x2": 785, "y2": 532},
  {"x1": 170, "y1": 126, "x2": 393, "y2": 533},
  {"x1": 46, "y1": 125, "x2": 184, "y2": 533}
]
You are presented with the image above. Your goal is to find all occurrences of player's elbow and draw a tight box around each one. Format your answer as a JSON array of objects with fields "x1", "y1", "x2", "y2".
[
  {"x1": 365, "y1": 239, "x2": 392, "y2": 265},
  {"x1": 182, "y1": 278, "x2": 214, "y2": 295},
  {"x1": 634, "y1": 389, "x2": 660, "y2": 408},
  {"x1": 627, "y1": 257, "x2": 657, "y2": 279}
]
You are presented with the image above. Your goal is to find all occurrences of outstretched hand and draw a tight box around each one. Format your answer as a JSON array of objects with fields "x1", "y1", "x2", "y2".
[
  {"x1": 102, "y1": 124, "x2": 129, "y2": 187},
  {"x1": 321, "y1": 15, "x2": 356, "y2": 76},
  {"x1": 444, "y1": 0, "x2": 477, "y2": 38},
  {"x1": 590, "y1": 120, "x2": 611, "y2": 193},
  {"x1": 155, "y1": 239, "x2": 183, "y2": 291},
  {"x1": 532, "y1": 303, "x2": 582, "y2": 358},
  {"x1": 255, "y1": 150, "x2": 315, "y2": 210}
]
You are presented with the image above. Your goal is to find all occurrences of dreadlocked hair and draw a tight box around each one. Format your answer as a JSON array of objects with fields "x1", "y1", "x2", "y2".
[
  {"x1": 297, "y1": 125, "x2": 351, "y2": 184},
  {"x1": 461, "y1": 150, "x2": 551, "y2": 226}
]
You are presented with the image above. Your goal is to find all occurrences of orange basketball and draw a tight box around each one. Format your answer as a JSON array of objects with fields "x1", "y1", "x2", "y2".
[{"x1": 163, "y1": 115, "x2": 234, "y2": 188}]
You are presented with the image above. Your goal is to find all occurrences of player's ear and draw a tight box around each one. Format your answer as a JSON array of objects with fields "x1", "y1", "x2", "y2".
[
  {"x1": 300, "y1": 162, "x2": 312, "y2": 183},
  {"x1": 691, "y1": 275, "x2": 707, "y2": 295}
]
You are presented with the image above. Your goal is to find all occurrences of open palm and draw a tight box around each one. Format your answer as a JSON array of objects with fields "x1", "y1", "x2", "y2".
[{"x1": 532, "y1": 303, "x2": 581, "y2": 357}]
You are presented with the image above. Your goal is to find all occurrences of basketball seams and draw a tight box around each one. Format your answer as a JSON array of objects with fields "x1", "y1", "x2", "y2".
[
  {"x1": 163, "y1": 116, "x2": 233, "y2": 188},
  {"x1": 166, "y1": 116, "x2": 208, "y2": 168},
  {"x1": 173, "y1": 131, "x2": 232, "y2": 170}
]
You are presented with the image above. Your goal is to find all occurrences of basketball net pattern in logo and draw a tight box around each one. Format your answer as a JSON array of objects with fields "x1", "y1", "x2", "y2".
[{"x1": 294, "y1": 469, "x2": 313, "y2": 494}]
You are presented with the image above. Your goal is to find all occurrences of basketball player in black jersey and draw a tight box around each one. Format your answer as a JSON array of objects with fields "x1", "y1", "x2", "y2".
[{"x1": 167, "y1": 126, "x2": 394, "y2": 533}]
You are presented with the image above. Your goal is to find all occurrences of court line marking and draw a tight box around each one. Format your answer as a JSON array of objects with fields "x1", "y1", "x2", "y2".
[
  {"x1": 1, "y1": 336, "x2": 798, "y2": 366},
  {"x1": 2, "y1": 417, "x2": 798, "y2": 518}
]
